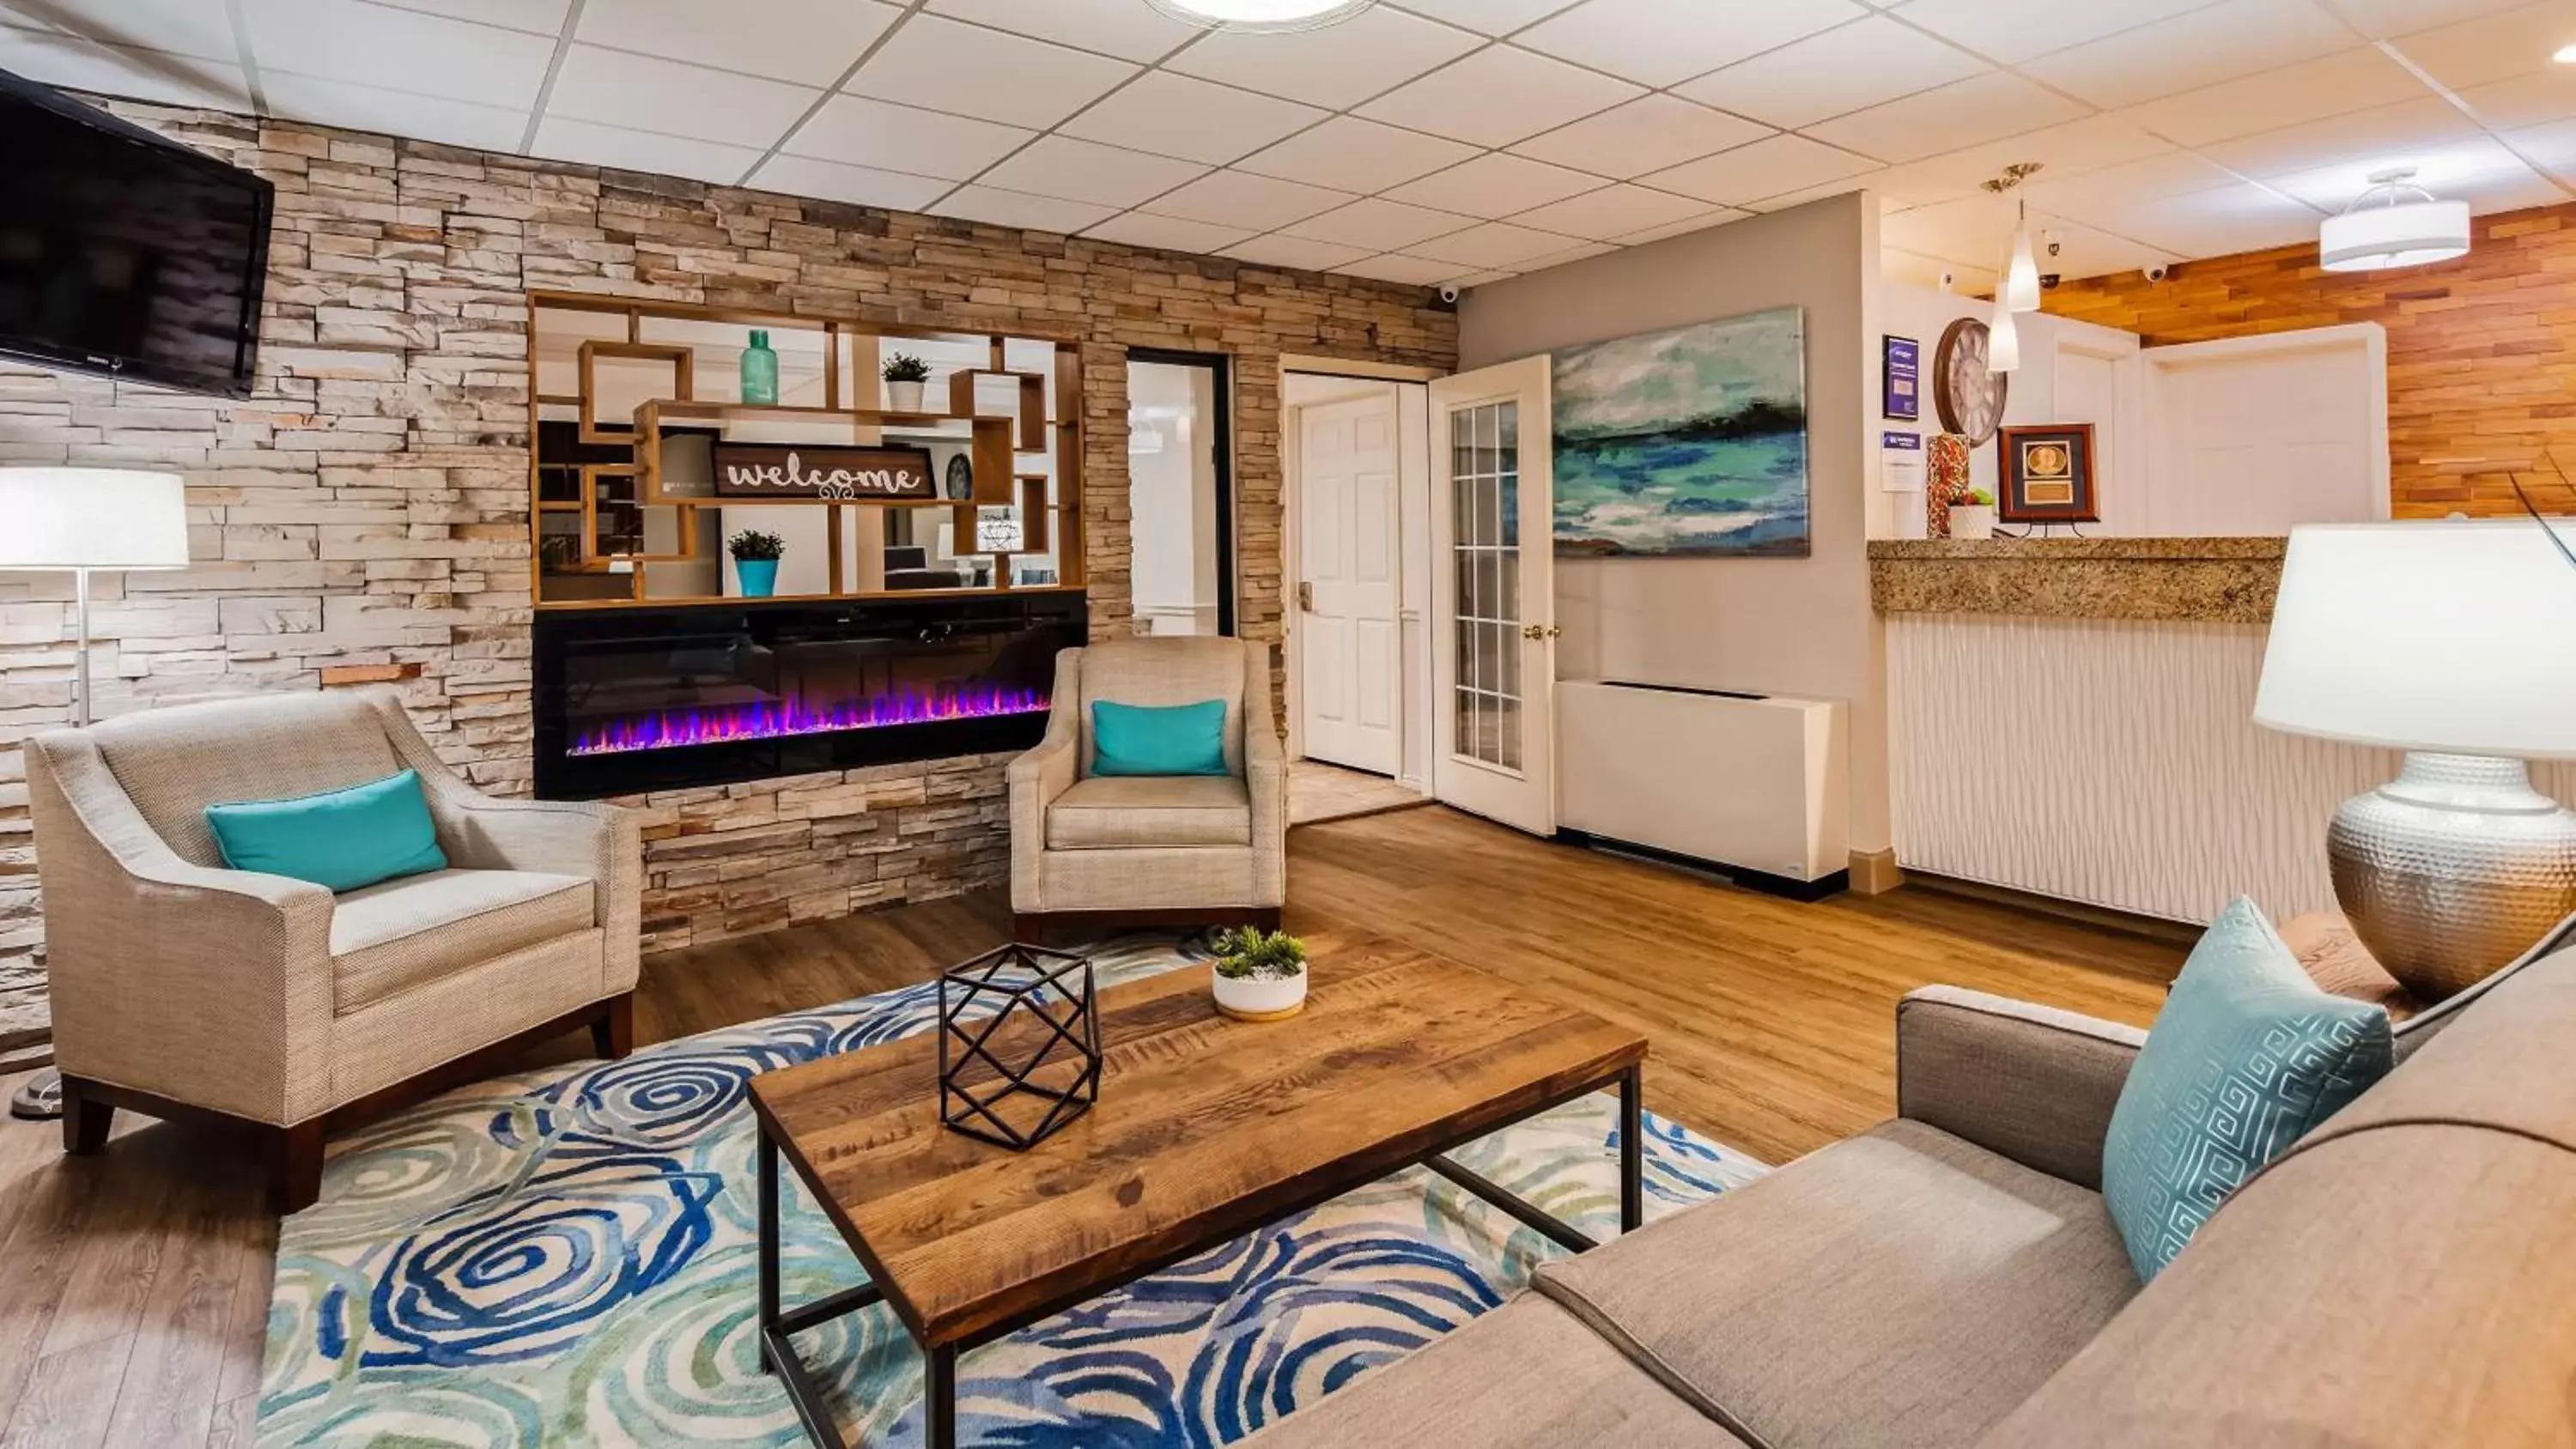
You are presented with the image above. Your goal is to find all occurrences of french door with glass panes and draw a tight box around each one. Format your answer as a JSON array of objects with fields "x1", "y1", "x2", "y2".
[{"x1": 1429, "y1": 355, "x2": 1557, "y2": 836}]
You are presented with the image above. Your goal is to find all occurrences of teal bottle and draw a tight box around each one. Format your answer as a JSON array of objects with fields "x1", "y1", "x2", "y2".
[{"x1": 740, "y1": 329, "x2": 778, "y2": 405}]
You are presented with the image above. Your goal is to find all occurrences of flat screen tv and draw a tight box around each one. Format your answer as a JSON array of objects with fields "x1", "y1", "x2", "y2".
[{"x1": 0, "y1": 68, "x2": 273, "y2": 398}]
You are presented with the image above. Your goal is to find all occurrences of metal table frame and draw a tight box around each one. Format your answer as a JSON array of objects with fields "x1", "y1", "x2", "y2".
[{"x1": 755, "y1": 1062, "x2": 1643, "y2": 1449}]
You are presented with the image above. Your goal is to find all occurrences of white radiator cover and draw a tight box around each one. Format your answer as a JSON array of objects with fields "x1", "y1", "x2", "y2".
[
  {"x1": 1887, "y1": 613, "x2": 2576, "y2": 925},
  {"x1": 1558, "y1": 681, "x2": 1850, "y2": 883}
]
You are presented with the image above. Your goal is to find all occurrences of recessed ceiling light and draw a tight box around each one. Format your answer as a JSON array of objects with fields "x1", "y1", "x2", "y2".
[
  {"x1": 1145, "y1": 0, "x2": 1377, "y2": 33},
  {"x1": 2555, "y1": 41, "x2": 2576, "y2": 63}
]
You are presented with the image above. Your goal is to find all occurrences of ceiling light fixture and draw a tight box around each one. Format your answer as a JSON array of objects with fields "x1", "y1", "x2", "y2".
[
  {"x1": 2318, "y1": 167, "x2": 2470, "y2": 272},
  {"x1": 1982, "y1": 162, "x2": 2044, "y2": 315},
  {"x1": 1144, "y1": 0, "x2": 1378, "y2": 33},
  {"x1": 2555, "y1": 40, "x2": 2576, "y2": 62}
]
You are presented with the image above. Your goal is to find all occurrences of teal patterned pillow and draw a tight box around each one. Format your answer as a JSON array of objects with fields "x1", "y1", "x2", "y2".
[{"x1": 2102, "y1": 897, "x2": 2392, "y2": 1281}]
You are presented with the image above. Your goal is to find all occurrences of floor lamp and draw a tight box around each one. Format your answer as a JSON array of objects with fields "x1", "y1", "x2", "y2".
[{"x1": 1, "y1": 469, "x2": 191, "y2": 1121}]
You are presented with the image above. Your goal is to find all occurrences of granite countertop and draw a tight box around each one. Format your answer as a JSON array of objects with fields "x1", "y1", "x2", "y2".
[{"x1": 1868, "y1": 537, "x2": 2287, "y2": 623}]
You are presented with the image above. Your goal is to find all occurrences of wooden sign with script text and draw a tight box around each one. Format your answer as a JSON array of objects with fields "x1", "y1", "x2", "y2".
[{"x1": 710, "y1": 443, "x2": 937, "y2": 500}]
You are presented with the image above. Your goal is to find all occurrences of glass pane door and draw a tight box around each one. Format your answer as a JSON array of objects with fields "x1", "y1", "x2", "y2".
[{"x1": 1449, "y1": 399, "x2": 1522, "y2": 773}]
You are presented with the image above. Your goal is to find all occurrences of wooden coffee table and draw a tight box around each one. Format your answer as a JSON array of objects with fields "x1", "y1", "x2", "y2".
[{"x1": 745, "y1": 937, "x2": 1649, "y2": 1449}]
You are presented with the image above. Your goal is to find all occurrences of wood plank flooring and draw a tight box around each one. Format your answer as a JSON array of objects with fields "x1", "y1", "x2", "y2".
[{"x1": 0, "y1": 805, "x2": 2180, "y2": 1446}]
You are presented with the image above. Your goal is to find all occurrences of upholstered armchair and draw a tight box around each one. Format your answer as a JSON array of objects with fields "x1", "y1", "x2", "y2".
[
  {"x1": 1009, "y1": 636, "x2": 1286, "y2": 937},
  {"x1": 24, "y1": 687, "x2": 641, "y2": 1211}
]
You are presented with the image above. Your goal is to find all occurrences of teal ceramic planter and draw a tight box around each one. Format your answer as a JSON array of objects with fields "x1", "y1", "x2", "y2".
[{"x1": 736, "y1": 558, "x2": 778, "y2": 597}]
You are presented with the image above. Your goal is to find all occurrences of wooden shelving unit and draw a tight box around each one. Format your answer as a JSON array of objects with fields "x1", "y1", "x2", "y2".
[{"x1": 526, "y1": 291, "x2": 1084, "y2": 609}]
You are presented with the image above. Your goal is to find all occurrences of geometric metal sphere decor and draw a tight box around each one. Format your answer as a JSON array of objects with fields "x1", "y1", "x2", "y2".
[{"x1": 938, "y1": 943, "x2": 1102, "y2": 1150}]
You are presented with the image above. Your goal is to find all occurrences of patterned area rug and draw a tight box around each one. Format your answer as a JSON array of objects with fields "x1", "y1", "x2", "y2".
[{"x1": 258, "y1": 937, "x2": 1767, "y2": 1446}]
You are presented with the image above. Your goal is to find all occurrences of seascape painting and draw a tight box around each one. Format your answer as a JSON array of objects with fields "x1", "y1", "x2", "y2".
[{"x1": 1552, "y1": 307, "x2": 1811, "y2": 558}]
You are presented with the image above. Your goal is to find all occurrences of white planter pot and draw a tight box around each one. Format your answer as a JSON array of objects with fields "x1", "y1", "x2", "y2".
[
  {"x1": 1212, "y1": 966, "x2": 1308, "y2": 1022},
  {"x1": 1950, "y1": 505, "x2": 1996, "y2": 541},
  {"x1": 885, "y1": 379, "x2": 926, "y2": 412}
]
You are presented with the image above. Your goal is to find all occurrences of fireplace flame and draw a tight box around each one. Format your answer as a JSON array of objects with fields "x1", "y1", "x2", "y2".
[{"x1": 568, "y1": 684, "x2": 1048, "y2": 756}]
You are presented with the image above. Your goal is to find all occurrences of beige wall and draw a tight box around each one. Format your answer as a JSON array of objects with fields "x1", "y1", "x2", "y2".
[{"x1": 1456, "y1": 193, "x2": 1892, "y2": 853}]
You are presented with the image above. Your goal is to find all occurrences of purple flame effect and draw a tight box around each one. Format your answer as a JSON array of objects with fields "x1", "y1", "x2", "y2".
[{"x1": 568, "y1": 683, "x2": 1048, "y2": 756}]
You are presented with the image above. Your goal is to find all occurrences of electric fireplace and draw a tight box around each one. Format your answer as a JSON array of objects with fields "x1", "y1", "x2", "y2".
[{"x1": 533, "y1": 593, "x2": 1086, "y2": 798}]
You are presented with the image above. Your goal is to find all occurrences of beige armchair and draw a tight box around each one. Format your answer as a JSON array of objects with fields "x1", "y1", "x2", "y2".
[
  {"x1": 25, "y1": 687, "x2": 641, "y2": 1211},
  {"x1": 1009, "y1": 636, "x2": 1286, "y2": 937}
]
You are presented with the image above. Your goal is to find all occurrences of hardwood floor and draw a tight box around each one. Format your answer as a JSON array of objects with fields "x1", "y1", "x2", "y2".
[{"x1": 0, "y1": 805, "x2": 2180, "y2": 1446}]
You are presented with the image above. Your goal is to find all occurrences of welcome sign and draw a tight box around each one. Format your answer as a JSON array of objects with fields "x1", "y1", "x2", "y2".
[{"x1": 709, "y1": 443, "x2": 937, "y2": 500}]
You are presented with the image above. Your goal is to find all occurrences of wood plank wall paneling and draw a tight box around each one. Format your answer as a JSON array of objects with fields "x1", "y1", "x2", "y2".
[{"x1": 2043, "y1": 202, "x2": 2576, "y2": 518}]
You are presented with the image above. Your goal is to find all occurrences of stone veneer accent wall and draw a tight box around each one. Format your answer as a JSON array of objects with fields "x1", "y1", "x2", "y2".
[{"x1": 0, "y1": 100, "x2": 1457, "y2": 1064}]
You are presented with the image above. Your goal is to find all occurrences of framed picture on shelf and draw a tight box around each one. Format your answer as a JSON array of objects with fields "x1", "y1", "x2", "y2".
[{"x1": 1998, "y1": 423, "x2": 2099, "y2": 523}]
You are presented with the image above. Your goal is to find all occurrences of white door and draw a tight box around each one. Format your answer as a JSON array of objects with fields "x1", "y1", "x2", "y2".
[
  {"x1": 2143, "y1": 326, "x2": 2390, "y2": 534},
  {"x1": 1297, "y1": 392, "x2": 1403, "y2": 774},
  {"x1": 1430, "y1": 355, "x2": 1556, "y2": 837}
]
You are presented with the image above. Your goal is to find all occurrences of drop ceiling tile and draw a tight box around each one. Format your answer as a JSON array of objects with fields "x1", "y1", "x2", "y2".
[
  {"x1": 1803, "y1": 72, "x2": 2091, "y2": 164},
  {"x1": 1452, "y1": 269, "x2": 1522, "y2": 288},
  {"x1": 977, "y1": 136, "x2": 1207, "y2": 208},
  {"x1": 1509, "y1": 183, "x2": 1716, "y2": 239},
  {"x1": 1676, "y1": 16, "x2": 1988, "y2": 130},
  {"x1": 783, "y1": 94, "x2": 1034, "y2": 179},
  {"x1": 1617, "y1": 211, "x2": 1750, "y2": 245},
  {"x1": 2264, "y1": 132, "x2": 2563, "y2": 209},
  {"x1": 748, "y1": 153, "x2": 953, "y2": 211},
  {"x1": 1285, "y1": 197, "x2": 1483, "y2": 251},
  {"x1": 1222, "y1": 234, "x2": 1374, "y2": 270},
  {"x1": 1887, "y1": 0, "x2": 2215, "y2": 64},
  {"x1": 2385, "y1": 0, "x2": 2571, "y2": 90},
  {"x1": 2016, "y1": 218, "x2": 2184, "y2": 279},
  {"x1": 1407, "y1": 221, "x2": 1588, "y2": 268},
  {"x1": 928, "y1": 184, "x2": 1119, "y2": 234},
  {"x1": 1740, "y1": 178, "x2": 1879, "y2": 211},
  {"x1": 262, "y1": 69, "x2": 528, "y2": 149},
  {"x1": 2198, "y1": 95, "x2": 2482, "y2": 177},
  {"x1": 2458, "y1": 70, "x2": 2576, "y2": 129},
  {"x1": 2502, "y1": 114, "x2": 2576, "y2": 172},
  {"x1": 1235, "y1": 115, "x2": 1480, "y2": 191},
  {"x1": 1889, "y1": 115, "x2": 2176, "y2": 199},
  {"x1": 1515, "y1": 0, "x2": 1863, "y2": 88},
  {"x1": 844, "y1": 13, "x2": 1136, "y2": 130},
  {"x1": 1084, "y1": 211, "x2": 1259, "y2": 252},
  {"x1": 575, "y1": 0, "x2": 901, "y2": 88},
  {"x1": 1390, "y1": 0, "x2": 1589, "y2": 34},
  {"x1": 1510, "y1": 94, "x2": 1774, "y2": 179},
  {"x1": 529, "y1": 116, "x2": 765, "y2": 185},
  {"x1": 1523, "y1": 239, "x2": 1620, "y2": 267},
  {"x1": 2111, "y1": 46, "x2": 2431, "y2": 146},
  {"x1": 1644, "y1": 133, "x2": 1880, "y2": 205},
  {"x1": 0, "y1": 28, "x2": 247, "y2": 108},
  {"x1": 2020, "y1": 0, "x2": 2362, "y2": 111},
  {"x1": 2061, "y1": 180, "x2": 2324, "y2": 259},
  {"x1": 1060, "y1": 71, "x2": 1328, "y2": 166},
  {"x1": 547, "y1": 46, "x2": 821, "y2": 148},
  {"x1": 1880, "y1": 195, "x2": 2023, "y2": 265},
  {"x1": 242, "y1": 0, "x2": 556, "y2": 108},
  {"x1": 0, "y1": 0, "x2": 239, "y2": 60},
  {"x1": 1357, "y1": 45, "x2": 1644, "y2": 149},
  {"x1": 367, "y1": 0, "x2": 568, "y2": 32},
  {"x1": 925, "y1": 0, "x2": 1200, "y2": 62},
  {"x1": 1334, "y1": 253, "x2": 1469, "y2": 285},
  {"x1": 2023, "y1": 150, "x2": 2252, "y2": 211},
  {"x1": 1384, "y1": 152, "x2": 1607, "y2": 218},
  {"x1": 1166, "y1": 6, "x2": 1482, "y2": 110},
  {"x1": 2326, "y1": 0, "x2": 2541, "y2": 37},
  {"x1": 1144, "y1": 170, "x2": 1354, "y2": 229}
]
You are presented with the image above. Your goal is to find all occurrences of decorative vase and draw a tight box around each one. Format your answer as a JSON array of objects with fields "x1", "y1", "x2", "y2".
[
  {"x1": 1213, "y1": 965, "x2": 1307, "y2": 1022},
  {"x1": 886, "y1": 379, "x2": 926, "y2": 412},
  {"x1": 1950, "y1": 505, "x2": 1996, "y2": 541},
  {"x1": 736, "y1": 557, "x2": 779, "y2": 597},
  {"x1": 740, "y1": 329, "x2": 778, "y2": 405}
]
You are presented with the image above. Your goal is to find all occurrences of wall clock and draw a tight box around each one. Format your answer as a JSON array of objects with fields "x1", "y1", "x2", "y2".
[{"x1": 1933, "y1": 317, "x2": 2009, "y2": 446}]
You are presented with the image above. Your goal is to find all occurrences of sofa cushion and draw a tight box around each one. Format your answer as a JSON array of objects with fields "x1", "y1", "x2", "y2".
[
  {"x1": 1046, "y1": 775, "x2": 1251, "y2": 850},
  {"x1": 207, "y1": 768, "x2": 448, "y2": 893},
  {"x1": 331, "y1": 868, "x2": 594, "y2": 1014},
  {"x1": 1236, "y1": 1292, "x2": 1747, "y2": 1449},
  {"x1": 1090, "y1": 698, "x2": 1229, "y2": 777},
  {"x1": 1533, "y1": 1119, "x2": 2138, "y2": 1449}
]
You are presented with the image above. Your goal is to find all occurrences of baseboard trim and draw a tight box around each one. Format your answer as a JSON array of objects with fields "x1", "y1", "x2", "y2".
[
  {"x1": 1556, "y1": 829, "x2": 1849, "y2": 903},
  {"x1": 1848, "y1": 847, "x2": 1904, "y2": 895},
  {"x1": 1905, "y1": 870, "x2": 2203, "y2": 948}
]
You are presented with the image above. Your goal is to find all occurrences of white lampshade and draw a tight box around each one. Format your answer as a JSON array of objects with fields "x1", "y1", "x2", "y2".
[
  {"x1": 2256, "y1": 520, "x2": 2576, "y2": 760},
  {"x1": 2003, "y1": 224, "x2": 2041, "y2": 312},
  {"x1": 2318, "y1": 197, "x2": 2470, "y2": 272},
  {"x1": 0, "y1": 468, "x2": 191, "y2": 569},
  {"x1": 1987, "y1": 297, "x2": 2020, "y2": 373}
]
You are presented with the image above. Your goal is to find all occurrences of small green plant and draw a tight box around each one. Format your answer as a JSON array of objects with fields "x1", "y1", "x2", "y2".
[
  {"x1": 1212, "y1": 927, "x2": 1307, "y2": 981},
  {"x1": 882, "y1": 352, "x2": 932, "y2": 384},
  {"x1": 727, "y1": 529, "x2": 784, "y2": 562},
  {"x1": 1957, "y1": 488, "x2": 1995, "y2": 507}
]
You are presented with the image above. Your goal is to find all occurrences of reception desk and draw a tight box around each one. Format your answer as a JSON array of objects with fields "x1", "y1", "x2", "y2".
[{"x1": 1871, "y1": 537, "x2": 2574, "y2": 926}]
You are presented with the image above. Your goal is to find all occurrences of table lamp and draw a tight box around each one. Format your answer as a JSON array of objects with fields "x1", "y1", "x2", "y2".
[
  {"x1": 2255, "y1": 519, "x2": 2576, "y2": 999},
  {"x1": 0, "y1": 467, "x2": 191, "y2": 1120}
]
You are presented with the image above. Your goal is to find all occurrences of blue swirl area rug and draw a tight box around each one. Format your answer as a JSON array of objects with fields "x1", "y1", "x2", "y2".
[{"x1": 258, "y1": 935, "x2": 1766, "y2": 1446}]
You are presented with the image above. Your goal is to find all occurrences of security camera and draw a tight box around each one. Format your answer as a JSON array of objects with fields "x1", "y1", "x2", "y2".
[
  {"x1": 1437, "y1": 283, "x2": 1462, "y2": 305},
  {"x1": 1937, "y1": 270, "x2": 1957, "y2": 294},
  {"x1": 2144, "y1": 263, "x2": 2172, "y2": 283}
]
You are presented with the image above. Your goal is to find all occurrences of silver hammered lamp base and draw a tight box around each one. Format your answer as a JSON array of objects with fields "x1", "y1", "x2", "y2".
[{"x1": 2330, "y1": 752, "x2": 2576, "y2": 1001}]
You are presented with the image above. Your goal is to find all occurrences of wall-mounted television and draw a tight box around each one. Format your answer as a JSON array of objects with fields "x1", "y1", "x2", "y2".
[{"x1": 0, "y1": 68, "x2": 273, "y2": 398}]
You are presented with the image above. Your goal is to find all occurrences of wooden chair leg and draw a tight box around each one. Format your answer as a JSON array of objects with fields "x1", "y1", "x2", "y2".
[
  {"x1": 271, "y1": 1119, "x2": 326, "y2": 1216},
  {"x1": 591, "y1": 993, "x2": 635, "y2": 1060},
  {"x1": 60, "y1": 1076, "x2": 111, "y2": 1156},
  {"x1": 1251, "y1": 907, "x2": 1283, "y2": 932}
]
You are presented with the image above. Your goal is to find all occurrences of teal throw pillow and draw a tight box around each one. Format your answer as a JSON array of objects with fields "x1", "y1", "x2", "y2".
[
  {"x1": 2102, "y1": 896, "x2": 2391, "y2": 1281},
  {"x1": 206, "y1": 769, "x2": 448, "y2": 893},
  {"x1": 1091, "y1": 698, "x2": 1229, "y2": 778}
]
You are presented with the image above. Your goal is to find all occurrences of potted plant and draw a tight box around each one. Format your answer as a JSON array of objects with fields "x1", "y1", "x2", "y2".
[
  {"x1": 883, "y1": 352, "x2": 932, "y2": 412},
  {"x1": 729, "y1": 529, "x2": 784, "y2": 597},
  {"x1": 1210, "y1": 926, "x2": 1309, "y2": 1022},
  {"x1": 1950, "y1": 488, "x2": 1998, "y2": 541}
]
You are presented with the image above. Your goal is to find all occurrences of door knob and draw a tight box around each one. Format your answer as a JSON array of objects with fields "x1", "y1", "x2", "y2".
[
  {"x1": 1522, "y1": 622, "x2": 1561, "y2": 640},
  {"x1": 1297, "y1": 581, "x2": 1315, "y2": 612}
]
